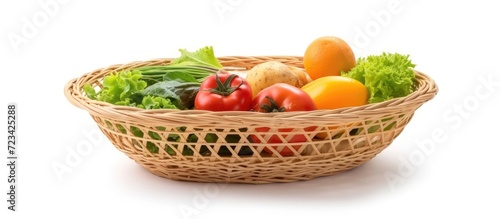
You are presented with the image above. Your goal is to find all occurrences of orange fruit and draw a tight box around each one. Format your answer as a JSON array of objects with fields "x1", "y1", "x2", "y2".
[{"x1": 303, "y1": 36, "x2": 356, "y2": 80}]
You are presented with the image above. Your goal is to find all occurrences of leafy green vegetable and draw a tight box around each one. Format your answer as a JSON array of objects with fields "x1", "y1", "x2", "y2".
[
  {"x1": 83, "y1": 70, "x2": 146, "y2": 104},
  {"x1": 169, "y1": 46, "x2": 223, "y2": 69},
  {"x1": 140, "y1": 81, "x2": 200, "y2": 109},
  {"x1": 130, "y1": 126, "x2": 144, "y2": 137},
  {"x1": 102, "y1": 70, "x2": 147, "y2": 104},
  {"x1": 136, "y1": 46, "x2": 221, "y2": 85},
  {"x1": 138, "y1": 63, "x2": 219, "y2": 85},
  {"x1": 83, "y1": 70, "x2": 178, "y2": 109},
  {"x1": 146, "y1": 142, "x2": 159, "y2": 154},
  {"x1": 216, "y1": 134, "x2": 254, "y2": 156},
  {"x1": 83, "y1": 84, "x2": 97, "y2": 100},
  {"x1": 139, "y1": 96, "x2": 177, "y2": 109},
  {"x1": 342, "y1": 52, "x2": 416, "y2": 103},
  {"x1": 162, "y1": 71, "x2": 198, "y2": 83}
]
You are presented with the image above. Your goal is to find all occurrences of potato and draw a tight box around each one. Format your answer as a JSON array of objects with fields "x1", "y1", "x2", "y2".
[
  {"x1": 246, "y1": 61, "x2": 302, "y2": 97},
  {"x1": 288, "y1": 66, "x2": 313, "y2": 87}
]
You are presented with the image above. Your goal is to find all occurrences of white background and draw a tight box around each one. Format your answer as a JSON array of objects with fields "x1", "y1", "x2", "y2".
[{"x1": 1, "y1": 0, "x2": 500, "y2": 218}]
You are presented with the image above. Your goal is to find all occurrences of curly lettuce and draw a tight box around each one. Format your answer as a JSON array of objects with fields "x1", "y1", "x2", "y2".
[
  {"x1": 139, "y1": 96, "x2": 177, "y2": 109},
  {"x1": 83, "y1": 70, "x2": 146, "y2": 104},
  {"x1": 342, "y1": 52, "x2": 416, "y2": 103},
  {"x1": 83, "y1": 70, "x2": 177, "y2": 109}
]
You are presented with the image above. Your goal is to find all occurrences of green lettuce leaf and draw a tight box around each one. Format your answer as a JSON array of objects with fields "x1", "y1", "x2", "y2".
[
  {"x1": 140, "y1": 81, "x2": 200, "y2": 109},
  {"x1": 83, "y1": 70, "x2": 178, "y2": 109},
  {"x1": 138, "y1": 96, "x2": 177, "y2": 109},
  {"x1": 83, "y1": 69, "x2": 147, "y2": 103},
  {"x1": 169, "y1": 46, "x2": 223, "y2": 69},
  {"x1": 342, "y1": 52, "x2": 416, "y2": 103}
]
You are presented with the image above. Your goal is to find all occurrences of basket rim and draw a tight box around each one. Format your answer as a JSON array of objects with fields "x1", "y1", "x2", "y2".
[{"x1": 64, "y1": 56, "x2": 438, "y2": 126}]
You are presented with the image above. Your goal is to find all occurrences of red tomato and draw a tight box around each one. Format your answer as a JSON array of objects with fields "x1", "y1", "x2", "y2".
[
  {"x1": 195, "y1": 73, "x2": 253, "y2": 111},
  {"x1": 251, "y1": 83, "x2": 317, "y2": 113},
  {"x1": 250, "y1": 83, "x2": 317, "y2": 156}
]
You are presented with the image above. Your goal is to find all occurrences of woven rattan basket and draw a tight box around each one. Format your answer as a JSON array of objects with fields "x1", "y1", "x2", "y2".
[{"x1": 64, "y1": 56, "x2": 438, "y2": 184}]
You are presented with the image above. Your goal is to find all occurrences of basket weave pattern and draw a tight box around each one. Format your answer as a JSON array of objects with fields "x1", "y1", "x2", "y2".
[{"x1": 65, "y1": 56, "x2": 438, "y2": 184}]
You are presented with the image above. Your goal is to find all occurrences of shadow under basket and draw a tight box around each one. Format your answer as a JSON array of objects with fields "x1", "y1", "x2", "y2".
[{"x1": 64, "y1": 56, "x2": 438, "y2": 184}]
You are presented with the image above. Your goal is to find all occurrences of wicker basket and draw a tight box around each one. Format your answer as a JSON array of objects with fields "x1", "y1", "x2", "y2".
[{"x1": 64, "y1": 56, "x2": 438, "y2": 184}]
